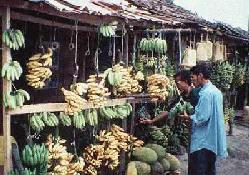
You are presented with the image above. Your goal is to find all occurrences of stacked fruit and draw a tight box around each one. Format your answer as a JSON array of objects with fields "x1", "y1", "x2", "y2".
[
  {"x1": 22, "y1": 144, "x2": 48, "y2": 168},
  {"x1": 99, "y1": 24, "x2": 116, "y2": 37},
  {"x1": 83, "y1": 125, "x2": 143, "y2": 174},
  {"x1": 99, "y1": 103, "x2": 132, "y2": 120},
  {"x1": 45, "y1": 135, "x2": 85, "y2": 175},
  {"x1": 86, "y1": 75, "x2": 110, "y2": 107},
  {"x1": 2, "y1": 29, "x2": 25, "y2": 50},
  {"x1": 30, "y1": 112, "x2": 59, "y2": 132},
  {"x1": 1, "y1": 61, "x2": 23, "y2": 81},
  {"x1": 4, "y1": 89, "x2": 30, "y2": 109},
  {"x1": 139, "y1": 38, "x2": 167, "y2": 54},
  {"x1": 106, "y1": 65, "x2": 142, "y2": 96},
  {"x1": 61, "y1": 87, "x2": 87, "y2": 115},
  {"x1": 147, "y1": 74, "x2": 170, "y2": 101},
  {"x1": 26, "y1": 48, "x2": 53, "y2": 88},
  {"x1": 70, "y1": 82, "x2": 88, "y2": 96}
]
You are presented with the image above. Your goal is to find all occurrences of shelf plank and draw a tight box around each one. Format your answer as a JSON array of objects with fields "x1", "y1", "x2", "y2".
[{"x1": 7, "y1": 98, "x2": 133, "y2": 115}]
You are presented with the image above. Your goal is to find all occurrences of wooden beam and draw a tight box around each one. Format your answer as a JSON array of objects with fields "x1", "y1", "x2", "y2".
[
  {"x1": 7, "y1": 98, "x2": 133, "y2": 115},
  {"x1": 10, "y1": 11, "x2": 97, "y2": 32},
  {"x1": 0, "y1": 5, "x2": 12, "y2": 174}
]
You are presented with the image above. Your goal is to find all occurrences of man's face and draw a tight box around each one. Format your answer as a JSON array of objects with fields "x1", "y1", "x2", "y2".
[
  {"x1": 175, "y1": 76, "x2": 187, "y2": 92},
  {"x1": 191, "y1": 73, "x2": 201, "y2": 87}
]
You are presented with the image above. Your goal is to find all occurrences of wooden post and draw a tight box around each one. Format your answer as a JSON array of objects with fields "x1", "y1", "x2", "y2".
[
  {"x1": 124, "y1": 32, "x2": 129, "y2": 66},
  {"x1": 0, "y1": 5, "x2": 12, "y2": 174}
]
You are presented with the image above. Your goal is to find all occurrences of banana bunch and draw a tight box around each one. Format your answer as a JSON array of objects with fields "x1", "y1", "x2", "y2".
[
  {"x1": 45, "y1": 135, "x2": 85, "y2": 175},
  {"x1": 26, "y1": 48, "x2": 53, "y2": 88},
  {"x1": 4, "y1": 89, "x2": 30, "y2": 109},
  {"x1": 41, "y1": 112, "x2": 59, "y2": 127},
  {"x1": 134, "y1": 71, "x2": 144, "y2": 81},
  {"x1": 139, "y1": 38, "x2": 167, "y2": 54},
  {"x1": 145, "y1": 57, "x2": 156, "y2": 67},
  {"x1": 70, "y1": 82, "x2": 88, "y2": 96},
  {"x1": 59, "y1": 112, "x2": 71, "y2": 126},
  {"x1": 1, "y1": 61, "x2": 23, "y2": 81},
  {"x1": 2, "y1": 29, "x2": 25, "y2": 50},
  {"x1": 147, "y1": 74, "x2": 170, "y2": 101},
  {"x1": 99, "y1": 103, "x2": 132, "y2": 120},
  {"x1": 8, "y1": 168, "x2": 36, "y2": 175},
  {"x1": 87, "y1": 74, "x2": 110, "y2": 107},
  {"x1": 85, "y1": 108, "x2": 99, "y2": 126},
  {"x1": 61, "y1": 87, "x2": 87, "y2": 115},
  {"x1": 83, "y1": 125, "x2": 143, "y2": 174},
  {"x1": 106, "y1": 64, "x2": 124, "y2": 86},
  {"x1": 72, "y1": 111, "x2": 86, "y2": 129},
  {"x1": 22, "y1": 143, "x2": 49, "y2": 167},
  {"x1": 224, "y1": 107, "x2": 235, "y2": 125},
  {"x1": 30, "y1": 112, "x2": 59, "y2": 132},
  {"x1": 99, "y1": 25, "x2": 116, "y2": 37},
  {"x1": 111, "y1": 66, "x2": 142, "y2": 96}
]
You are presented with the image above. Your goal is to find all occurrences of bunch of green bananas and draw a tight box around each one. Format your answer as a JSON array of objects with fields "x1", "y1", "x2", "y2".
[
  {"x1": 59, "y1": 112, "x2": 71, "y2": 126},
  {"x1": 1, "y1": 61, "x2": 23, "y2": 81},
  {"x1": 8, "y1": 168, "x2": 36, "y2": 175},
  {"x1": 211, "y1": 61, "x2": 235, "y2": 91},
  {"x1": 85, "y1": 108, "x2": 98, "y2": 126},
  {"x1": 99, "y1": 103, "x2": 132, "y2": 120},
  {"x1": 72, "y1": 111, "x2": 86, "y2": 129},
  {"x1": 99, "y1": 25, "x2": 116, "y2": 37},
  {"x1": 168, "y1": 99, "x2": 194, "y2": 119},
  {"x1": 224, "y1": 107, "x2": 235, "y2": 124},
  {"x1": 232, "y1": 63, "x2": 246, "y2": 88},
  {"x1": 105, "y1": 64, "x2": 123, "y2": 86},
  {"x1": 4, "y1": 89, "x2": 30, "y2": 109},
  {"x1": 30, "y1": 112, "x2": 59, "y2": 132},
  {"x1": 2, "y1": 29, "x2": 25, "y2": 50},
  {"x1": 22, "y1": 144, "x2": 48, "y2": 167},
  {"x1": 149, "y1": 127, "x2": 168, "y2": 148},
  {"x1": 139, "y1": 38, "x2": 167, "y2": 54}
]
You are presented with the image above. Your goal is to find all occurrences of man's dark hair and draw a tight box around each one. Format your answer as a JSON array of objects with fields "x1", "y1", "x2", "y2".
[
  {"x1": 190, "y1": 64, "x2": 211, "y2": 79},
  {"x1": 174, "y1": 70, "x2": 191, "y2": 85}
]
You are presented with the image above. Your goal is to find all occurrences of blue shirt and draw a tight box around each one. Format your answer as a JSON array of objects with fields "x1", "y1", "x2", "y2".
[{"x1": 190, "y1": 81, "x2": 228, "y2": 157}]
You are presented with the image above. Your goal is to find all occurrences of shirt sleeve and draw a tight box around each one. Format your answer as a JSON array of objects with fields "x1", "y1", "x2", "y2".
[{"x1": 190, "y1": 92, "x2": 211, "y2": 127}]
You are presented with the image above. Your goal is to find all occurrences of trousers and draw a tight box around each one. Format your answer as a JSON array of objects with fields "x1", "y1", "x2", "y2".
[{"x1": 188, "y1": 148, "x2": 216, "y2": 175}]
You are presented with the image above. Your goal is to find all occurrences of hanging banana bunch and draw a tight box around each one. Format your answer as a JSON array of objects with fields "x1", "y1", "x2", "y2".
[
  {"x1": 2, "y1": 29, "x2": 25, "y2": 50},
  {"x1": 139, "y1": 37, "x2": 167, "y2": 54},
  {"x1": 3, "y1": 89, "x2": 30, "y2": 109},
  {"x1": 26, "y1": 48, "x2": 53, "y2": 88},
  {"x1": 99, "y1": 22, "x2": 117, "y2": 37},
  {"x1": 147, "y1": 74, "x2": 170, "y2": 101},
  {"x1": 86, "y1": 74, "x2": 110, "y2": 107},
  {"x1": 1, "y1": 61, "x2": 23, "y2": 81},
  {"x1": 61, "y1": 88, "x2": 87, "y2": 115}
]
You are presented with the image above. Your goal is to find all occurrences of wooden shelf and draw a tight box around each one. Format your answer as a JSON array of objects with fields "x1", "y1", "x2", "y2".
[{"x1": 7, "y1": 98, "x2": 134, "y2": 115}]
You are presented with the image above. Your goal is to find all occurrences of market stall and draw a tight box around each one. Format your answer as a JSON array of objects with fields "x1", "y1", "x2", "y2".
[{"x1": 1, "y1": 0, "x2": 249, "y2": 175}]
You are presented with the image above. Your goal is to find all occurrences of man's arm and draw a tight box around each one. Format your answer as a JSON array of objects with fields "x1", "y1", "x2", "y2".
[{"x1": 140, "y1": 111, "x2": 168, "y2": 125}]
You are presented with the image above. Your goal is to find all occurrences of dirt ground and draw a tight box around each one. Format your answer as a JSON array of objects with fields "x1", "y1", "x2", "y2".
[{"x1": 178, "y1": 124, "x2": 249, "y2": 175}]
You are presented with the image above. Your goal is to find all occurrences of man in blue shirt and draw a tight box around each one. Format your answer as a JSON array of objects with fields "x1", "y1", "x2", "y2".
[{"x1": 181, "y1": 65, "x2": 228, "y2": 175}]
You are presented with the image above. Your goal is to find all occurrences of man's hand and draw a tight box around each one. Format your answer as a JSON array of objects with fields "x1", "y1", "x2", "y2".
[
  {"x1": 179, "y1": 111, "x2": 190, "y2": 121},
  {"x1": 140, "y1": 118, "x2": 153, "y2": 125}
]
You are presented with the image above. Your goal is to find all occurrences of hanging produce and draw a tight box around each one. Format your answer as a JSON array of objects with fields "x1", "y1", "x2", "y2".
[
  {"x1": 213, "y1": 41, "x2": 224, "y2": 62},
  {"x1": 232, "y1": 63, "x2": 246, "y2": 88},
  {"x1": 139, "y1": 38, "x2": 167, "y2": 54},
  {"x1": 196, "y1": 41, "x2": 208, "y2": 61},
  {"x1": 106, "y1": 64, "x2": 123, "y2": 86},
  {"x1": 83, "y1": 124, "x2": 143, "y2": 174},
  {"x1": 72, "y1": 111, "x2": 86, "y2": 129},
  {"x1": 59, "y1": 112, "x2": 72, "y2": 126},
  {"x1": 147, "y1": 74, "x2": 170, "y2": 101},
  {"x1": 99, "y1": 103, "x2": 132, "y2": 120},
  {"x1": 211, "y1": 61, "x2": 235, "y2": 91},
  {"x1": 3, "y1": 89, "x2": 30, "y2": 109},
  {"x1": 99, "y1": 22, "x2": 117, "y2": 37},
  {"x1": 182, "y1": 46, "x2": 197, "y2": 67},
  {"x1": 168, "y1": 98, "x2": 194, "y2": 119},
  {"x1": 61, "y1": 87, "x2": 87, "y2": 115},
  {"x1": 45, "y1": 135, "x2": 85, "y2": 175},
  {"x1": 205, "y1": 40, "x2": 213, "y2": 60},
  {"x1": 26, "y1": 48, "x2": 53, "y2": 88},
  {"x1": 1, "y1": 61, "x2": 23, "y2": 81},
  {"x1": 2, "y1": 29, "x2": 25, "y2": 50},
  {"x1": 86, "y1": 74, "x2": 110, "y2": 107}
]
